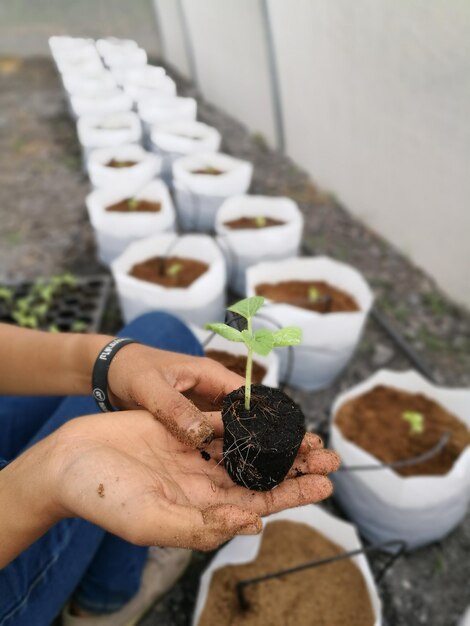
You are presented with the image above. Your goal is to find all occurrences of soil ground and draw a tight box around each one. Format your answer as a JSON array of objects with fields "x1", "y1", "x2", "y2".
[{"x1": 0, "y1": 56, "x2": 469, "y2": 626}]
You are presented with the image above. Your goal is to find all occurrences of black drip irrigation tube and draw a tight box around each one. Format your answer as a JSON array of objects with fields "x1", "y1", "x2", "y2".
[{"x1": 236, "y1": 539, "x2": 407, "y2": 611}]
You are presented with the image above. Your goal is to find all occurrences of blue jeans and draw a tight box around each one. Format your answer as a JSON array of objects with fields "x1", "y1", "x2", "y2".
[{"x1": 0, "y1": 312, "x2": 203, "y2": 626}]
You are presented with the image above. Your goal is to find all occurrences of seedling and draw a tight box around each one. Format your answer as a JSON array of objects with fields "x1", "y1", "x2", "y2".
[
  {"x1": 206, "y1": 296, "x2": 305, "y2": 491},
  {"x1": 255, "y1": 215, "x2": 267, "y2": 228},
  {"x1": 0, "y1": 287, "x2": 13, "y2": 302},
  {"x1": 308, "y1": 286, "x2": 320, "y2": 304},
  {"x1": 166, "y1": 262, "x2": 183, "y2": 278},
  {"x1": 128, "y1": 197, "x2": 139, "y2": 211},
  {"x1": 402, "y1": 410, "x2": 425, "y2": 435},
  {"x1": 206, "y1": 296, "x2": 301, "y2": 411},
  {"x1": 71, "y1": 320, "x2": 88, "y2": 333}
]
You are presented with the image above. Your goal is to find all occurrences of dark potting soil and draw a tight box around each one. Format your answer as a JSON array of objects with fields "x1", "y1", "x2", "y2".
[
  {"x1": 197, "y1": 520, "x2": 375, "y2": 626},
  {"x1": 105, "y1": 198, "x2": 162, "y2": 213},
  {"x1": 205, "y1": 349, "x2": 266, "y2": 384},
  {"x1": 105, "y1": 159, "x2": 138, "y2": 168},
  {"x1": 255, "y1": 280, "x2": 359, "y2": 313},
  {"x1": 129, "y1": 255, "x2": 209, "y2": 288},
  {"x1": 222, "y1": 384, "x2": 305, "y2": 491},
  {"x1": 223, "y1": 216, "x2": 285, "y2": 230},
  {"x1": 191, "y1": 167, "x2": 224, "y2": 175},
  {"x1": 335, "y1": 385, "x2": 470, "y2": 477}
]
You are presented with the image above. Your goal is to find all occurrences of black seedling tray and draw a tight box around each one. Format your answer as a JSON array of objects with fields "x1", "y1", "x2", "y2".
[{"x1": 0, "y1": 275, "x2": 111, "y2": 333}]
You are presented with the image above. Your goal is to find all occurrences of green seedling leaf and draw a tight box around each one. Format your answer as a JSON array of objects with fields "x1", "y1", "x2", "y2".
[
  {"x1": 402, "y1": 410, "x2": 425, "y2": 435},
  {"x1": 271, "y1": 326, "x2": 303, "y2": 347},
  {"x1": 308, "y1": 286, "x2": 320, "y2": 303},
  {"x1": 228, "y1": 296, "x2": 265, "y2": 320},
  {"x1": 33, "y1": 302, "x2": 49, "y2": 318},
  {"x1": 128, "y1": 197, "x2": 139, "y2": 211},
  {"x1": 167, "y1": 262, "x2": 183, "y2": 277},
  {"x1": 71, "y1": 320, "x2": 88, "y2": 332},
  {"x1": 255, "y1": 215, "x2": 267, "y2": 228},
  {"x1": 0, "y1": 287, "x2": 13, "y2": 302},
  {"x1": 48, "y1": 324, "x2": 60, "y2": 333},
  {"x1": 241, "y1": 328, "x2": 273, "y2": 356},
  {"x1": 205, "y1": 323, "x2": 244, "y2": 343}
]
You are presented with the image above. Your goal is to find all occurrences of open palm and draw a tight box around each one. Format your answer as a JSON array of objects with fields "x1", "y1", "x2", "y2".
[{"x1": 52, "y1": 410, "x2": 339, "y2": 551}]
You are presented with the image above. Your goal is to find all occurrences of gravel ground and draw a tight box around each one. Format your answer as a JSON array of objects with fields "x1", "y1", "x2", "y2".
[{"x1": 0, "y1": 56, "x2": 469, "y2": 626}]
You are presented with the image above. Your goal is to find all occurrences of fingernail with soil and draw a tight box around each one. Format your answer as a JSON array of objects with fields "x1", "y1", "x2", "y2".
[
  {"x1": 188, "y1": 419, "x2": 214, "y2": 448},
  {"x1": 312, "y1": 450, "x2": 341, "y2": 474},
  {"x1": 237, "y1": 519, "x2": 262, "y2": 535}
]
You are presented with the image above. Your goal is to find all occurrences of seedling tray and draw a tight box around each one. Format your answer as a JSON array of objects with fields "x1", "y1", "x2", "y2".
[{"x1": 0, "y1": 275, "x2": 111, "y2": 333}]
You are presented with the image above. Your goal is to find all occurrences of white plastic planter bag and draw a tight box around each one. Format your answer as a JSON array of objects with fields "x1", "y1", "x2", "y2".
[
  {"x1": 77, "y1": 112, "x2": 142, "y2": 164},
  {"x1": 193, "y1": 505, "x2": 381, "y2": 626},
  {"x1": 330, "y1": 369, "x2": 470, "y2": 550},
  {"x1": 150, "y1": 121, "x2": 221, "y2": 186},
  {"x1": 103, "y1": 46, "x2": 147, "y2": 70},
  {"x1": 62, "y1": 71, "x2": 117, "y2": 97},
  {"x1": 70, "y1": 89, "x2": 133, "y2": 119},
  {"x1": 86, "y1": 179, "x2": 176, "y2": 266},
  {"x1": 123, "y1": 75, "x2": 177, "y2": 103},
  {"x1": 54, "y1": 46, "x2": 101, "y2": 73},
  {"x1": 87, "y1": 144, "x2": 161, "y2": 190},
  {"x1": 116, "y1": 64, "x2": 166, "y2": 86},
  {"x1": 96, "y1": 37, "x2": 138, "y2": 58},
  {"x1": 246, "y1": 256, "x2": 373, "y2": 390},
  {"x1": 216, "y1": 195, "x2": 304, "y2": 295},
  {"x1": 112, "y1": 233, "x2": 226, "y2": 325},
  {"x1": 138, "y1": 96, "x2": 197, "y2": 145},
  {"x1": 49, "y1": 36, "x2": 94, "y2": 57},
  {"x1": 173, "y1": 153, "x2": 253, "y2": 233},
  {"x1": 190, "y1": 325, "x2": 279, "y2": 388}
]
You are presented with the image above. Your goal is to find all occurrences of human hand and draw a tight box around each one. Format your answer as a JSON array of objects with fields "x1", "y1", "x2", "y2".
[
  {"x1": 106, "y1": 344, "x2": 244, "y2": 448},
  {"x1": 0, "y1": 409, "x2": 339, "y2": 566}
]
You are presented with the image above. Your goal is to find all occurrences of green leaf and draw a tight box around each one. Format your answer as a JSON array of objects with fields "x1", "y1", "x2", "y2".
[
  {"x1": 241, "y1": 328, "x2": 273, "y2": 356},
  {"x1": 271, "y1": 326, "x2": 303, "y2": 347},
  {"x1": 308, "y1": 286, "x2": 320, "y2": 303},
  {"x1": 227, "y1": 296, "x2": 265, "y2": 320},
  {"x1": 167, "y1": 262, "x2": 183, "y2": 277},
  {"x1": 402, "y1": 410, "x2": 425, "y2": 435},
  {"x1": 205, "y1": 323, "x2": 244, "y2": 343}
]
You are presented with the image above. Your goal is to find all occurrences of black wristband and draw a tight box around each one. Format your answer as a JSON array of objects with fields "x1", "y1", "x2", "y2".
[{"x1": 92, "y1": 337, "x2": 138, "y2": 412}]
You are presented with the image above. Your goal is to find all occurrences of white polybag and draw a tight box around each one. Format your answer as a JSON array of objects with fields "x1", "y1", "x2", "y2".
[
  {"x1": 62, "y1": 71, "x2": 117, "y2": 97},
  {"x1": 190, "y1": 325, "x2": 279, "y2": 388},
  {"x1": 193, "y1": 505, "x2": 381, "y2": 626},
  {"x1": 215, "y1": 195, "x2": 304, "y2": 294},
  {"x1": 77, "y1": 112, "x2": 142, "y2": 163},
  {"x1": 150, "y1": 121, "x2": 221, "y2": 185},
  {"x1": 173, "y1": 153, "x2": 253, "y2": 232},
  {"x1": 49, "y1": 36, "x2": 94, "y2": 57},
  {"x1": 102, "y1": 46, "x2": 147, "y2": 70},
  {"x1": 138, "y1": 96, "x2": 197, "y2": 144},
  {"x1": 330, "y1": 369, "x2": 470, "y2": 549},
  {"x1": 87, "y1": 144, "x2": 161, "y2": 190},
  {"x1": 246, "y1": 256, "x2": 373, "y2": 390},
  {"x1": 96, "y1": 38, "x2": 139, "y2": 58},
  {"x1": 86, "y1": 179, "x2": 176, "y2": 265},
  {"x1": 54, "y1": 46, "x2": 101, "y2": 73},
  {"x1": 70, "y1": 89, "x2": 133, "y2": 119},
  {"x1": 111, "y1": 233, "x2": 226, "y2": 326}
]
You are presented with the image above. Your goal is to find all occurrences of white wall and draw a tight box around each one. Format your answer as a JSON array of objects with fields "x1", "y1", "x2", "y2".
[
  {"x1": 267, "y1": 0, "x2": 470, "y2": 306},
  {"x1": 153, "y1": 0, "x2": 191, "y2": 78},
  {"x1": 180, "y1": 0, "x2": 277, "y2": 146}
]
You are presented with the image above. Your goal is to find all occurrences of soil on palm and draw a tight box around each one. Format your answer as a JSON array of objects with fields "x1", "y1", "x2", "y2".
[
  {"x1": 335, "y1": 385, "x2": 470, "y2": 476},
  {"x1": 106, "y1": 159, "x2": 138, "y2": 168},
  {"x1": 222, "y1": 384, "x2": 305, "y2": 491},
  {"x1": 198, "y1": 520, "x2": 375, "y2": 626},
  {"x1": 106, "y1": 198, "x2": 161, "y2": 213},
  {"x1": 129, "y1": 255, "x2": 208, "y2": 288},
  {"x1": 223, "y1": 216, "x2": 285, "y2": 230},
  {"x1": 205, "y1": 349, "x2": 266, "y2": 383},
  {"x1": 256, "y1": 280, "x2": 359, "y2": 313}
]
